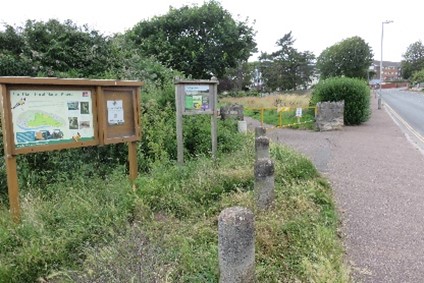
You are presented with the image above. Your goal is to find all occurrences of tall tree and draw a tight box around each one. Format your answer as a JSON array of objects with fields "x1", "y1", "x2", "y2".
[
  {"x1": 259, "y1": 32, "x2": 315, "y2": 91},
  {"x1": 401, "y1": 41, "x2": 424, "y2": 80},
  {"x1": 316, "y1": 36, "x2": 373, "y2": 80},
  {"x1": 0, "y1": 25, "x2": 35, "y2": 76},
  {"x1": 23, "y1": 19, "x2": 118, "y2": 77},
  {"x1": 0, "y1": 20, "x2": 118, "y2": 77},
  {"x1": 125, "y1": 0, "x2": 257, "y2": 79},
  {"x1": 218, "y1": 61, "x2": 258, "y2": 92}
]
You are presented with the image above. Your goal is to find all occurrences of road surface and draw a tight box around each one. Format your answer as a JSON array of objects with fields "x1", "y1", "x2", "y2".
[{"x1": 381, "y1": 88, "x2": 424, "y2": 152}]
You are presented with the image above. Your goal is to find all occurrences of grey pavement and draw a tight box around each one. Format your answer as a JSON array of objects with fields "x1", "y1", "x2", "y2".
[{"x1": 246, "y1": 95, "x2": 424, "y2": 282}]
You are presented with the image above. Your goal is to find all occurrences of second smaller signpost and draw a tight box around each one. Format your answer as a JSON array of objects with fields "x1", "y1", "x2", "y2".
[{"x1": 175, "y1": 78, "x2": 218, "y2": 164}]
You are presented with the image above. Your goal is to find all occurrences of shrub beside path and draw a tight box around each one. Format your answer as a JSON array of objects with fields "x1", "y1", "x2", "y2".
[{"x1": 246, "y1": 96, "x2": 424, "y2": 282}]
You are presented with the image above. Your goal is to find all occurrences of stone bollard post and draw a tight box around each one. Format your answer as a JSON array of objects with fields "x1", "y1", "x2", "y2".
[
  {"x1": 255, "y1": 136, "x2": 270, "y2": 160},
  {"x1": 255, "y1": 126, "x2": 266, "y2": 138},
  {"x1": 238, "y1": 120, "x2": 247, "y2": 133},
  {"x1": 254, "y1": 158, "x2": 275, "y2": 210},
  {"x1": 218, "y1": 207, "x2": 255, "y2": 283}
]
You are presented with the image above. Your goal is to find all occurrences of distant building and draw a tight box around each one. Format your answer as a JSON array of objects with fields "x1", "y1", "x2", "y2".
[{"x1": 371, "y1": 60, "x2": 402, "y2": 82}]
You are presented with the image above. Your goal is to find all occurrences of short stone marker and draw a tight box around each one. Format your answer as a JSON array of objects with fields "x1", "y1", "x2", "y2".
[
  {"x1": 255, "y1": 126, "x2": 266, "y2": 138},
  {"x1": 218, "y1": 206, "x2": 255, "y2": 283},
  {"x1": 254, "y1": 158, "x2": 275, "y2": 210},
  {"x1": 238, "y1": 120, "x2": 248, "y2": 133},
  {"x1": 220, "y1": 104, "x2": 244, "y2": 121},
  {"x1": 255, "y1": 136, "x2": 270, "y2": 160}
]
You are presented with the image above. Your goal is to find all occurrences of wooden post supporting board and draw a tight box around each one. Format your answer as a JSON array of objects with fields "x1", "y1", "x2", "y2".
[
  {"x1": 175, "y1": 84, "x2": 184, "y2": 164},
  {"x1": 128, "y1": 141, "x2": 138, "y2": 188},
  {"x1": 211, "y1": 80, "x2": 218, "y2": 159},
  {"x1": 5, "y1": 156, "x2": 20, "y2": 222},
  {"x1": 174, "y1": 78, "x2": 218, "y2": 164}
]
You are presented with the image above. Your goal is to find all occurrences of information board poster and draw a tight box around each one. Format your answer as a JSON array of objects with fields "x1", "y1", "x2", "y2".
[
  {"x1": 10, "y1": 90, "x2": 95, "y2": 148},
  {"x1": 184, "y1": 85, "x2": 210, "y2": 113},
  {"x1": 107, "y1": 100, "x2": 124, "y2": 125}
]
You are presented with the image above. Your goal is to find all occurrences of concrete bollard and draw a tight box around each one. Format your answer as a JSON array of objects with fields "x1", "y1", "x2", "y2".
[
  {"x1": 254, "y1": 158, "x2": 275, "y2": 210},
  {"x1": 238, "y1": 120, "x2": 247, "y2": 133},
  {"x1": 218, "y1": 207, "x2": 255, "y2": 283},
  {"x1": 255, "y1": 126, "x2": 266, "y2": 138},
  {"x1": 255, "y1": 136, "x2": 270, "y2": 160}
]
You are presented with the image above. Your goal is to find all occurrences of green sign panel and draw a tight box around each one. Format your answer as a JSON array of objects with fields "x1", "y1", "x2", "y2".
[
  {"x1": 11, "y1": 90, "x2": 95, "y2": 148},
  {"x1": 184, "y1": 85, "x2": 210, "y2": 112}
]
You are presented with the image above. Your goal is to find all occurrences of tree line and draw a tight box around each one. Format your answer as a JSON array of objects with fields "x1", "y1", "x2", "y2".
[{"x1": 0, "y1": 0, "x2": 423, "y2": 92}]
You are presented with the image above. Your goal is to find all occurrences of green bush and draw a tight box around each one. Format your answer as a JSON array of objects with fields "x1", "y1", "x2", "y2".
[{"x1": 310, "y1": 77, "x2": 371, "y2": 125}]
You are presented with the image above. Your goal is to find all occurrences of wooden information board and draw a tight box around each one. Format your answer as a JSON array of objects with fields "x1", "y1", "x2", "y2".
[
  {"x1": 0, "y1": 77, "x2": 143, "y2": 221},
  {"x1": 175, "y1": 78, "x2": 218, "y2": 164}
]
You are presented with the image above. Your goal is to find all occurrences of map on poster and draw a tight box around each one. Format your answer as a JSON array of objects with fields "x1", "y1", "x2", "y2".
[
  {"x1": 11, "y1": 90, "x2": 95, "y2": 148},
  {"x1": 184, "y1": 85, "x2": 210, "y2": 113}
]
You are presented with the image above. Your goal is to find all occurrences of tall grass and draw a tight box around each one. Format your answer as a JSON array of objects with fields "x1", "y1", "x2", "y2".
[
  {"x1": 220, "y1": 93, "x2": 312, "y2": 109},
  {"x1": 45, "y1": 135, "x2": 349, "y2": 282},
  {"x1": 1, "y1": 86, "x2": 348, "y2": 281},
  {"x1": 0, "y1": 168, "x2": 135, "y2": 283}
]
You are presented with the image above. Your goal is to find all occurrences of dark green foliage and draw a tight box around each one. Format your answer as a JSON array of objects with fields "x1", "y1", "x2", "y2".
[
  {"x1": 259, "y1": 32, "x2": 316, "y2": 92},
  {"x1": 411, "y1": 69, "x2": 424, "y2": 85},
  {"x1": 0, "y1": 25, "x2": 36, "y2": 76},
  {"x1": 219, "y1": 61, "x2": 258, "y2": 92},
  {"x1": 310, "y1": 77, "x2": 370, "y2": 125},
  {"x1": 139, "y1": 93, "x2": 245, "y2": 171},
  {"x1": 23, "y1": 19, "x2": 118, "y2": 77},
  {"x1": 0, "y1": 20, "x2": 119, "y2": 78},
  {"x1": 0, "y1": 53, "x2": 36, "y2": 76},
  {"x1": 125, "y1": 0, "x2": 257, "y2": 79},
  {"x1": 317, "y1": 36, "x2": 373, "y2": 80},
  {"x1": 401, "y1": 41, "x2": 424, "y2": 80}
]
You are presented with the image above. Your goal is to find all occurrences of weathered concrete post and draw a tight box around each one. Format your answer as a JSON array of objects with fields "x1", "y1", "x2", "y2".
[
  {"x1": 218, "y1": 207, "x2": 255, "y2": 283},
  {"x1": 255, "y1": 136, "x2": 270, "y2": 160},
  {"x1": 255, "y1": 126, "x2": 266, "y2": 138},
  {"x1": 254, "y1": 158, "x2": 275, "y2": 210},
  {"x1": 238, "y1": 120, "x2": 247, "y2": 133}
]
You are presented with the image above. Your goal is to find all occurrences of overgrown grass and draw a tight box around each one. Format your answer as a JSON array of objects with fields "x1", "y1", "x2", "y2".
[
  {"x1": 244, "y1": 107, "x2": 316, "y2": 129},
  {"x1": 37, "y1": 134, "x2": 350, "y2": 282},
  {"x1": 220, "y1": 93, "x2": 316, "y2": 129},
  {"x1": 0, "y1": 168, "x2": 135, "y2": 283},
  {"x1": 220, "y1": 93, "x2": 312, "y2": 109}
]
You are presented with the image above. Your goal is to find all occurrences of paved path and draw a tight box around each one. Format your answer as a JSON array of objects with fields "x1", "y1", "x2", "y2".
[{"x1": 246, "y1": 96, "x2": 424, "y2": 282}]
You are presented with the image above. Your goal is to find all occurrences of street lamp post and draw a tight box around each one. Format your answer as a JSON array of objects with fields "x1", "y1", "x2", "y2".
[{"x1": 378, "y1": 20, "x2": 393, "y2": 109}]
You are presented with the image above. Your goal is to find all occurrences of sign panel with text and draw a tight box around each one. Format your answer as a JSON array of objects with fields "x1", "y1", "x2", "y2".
[{"x1": 10, "y1": 89, "x2": 95, "y2": 148}]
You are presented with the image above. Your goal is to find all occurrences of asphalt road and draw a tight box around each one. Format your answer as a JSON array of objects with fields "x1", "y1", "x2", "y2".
[
  {"x1": 382, "y1": 88, "x2": 424, "y2": 136},
  {"x1": 246, "y1": 94, "x2": 424, "y2": 282},
  {"x1": 381, "y1": 89, "x2": 424, "y2": 152}
]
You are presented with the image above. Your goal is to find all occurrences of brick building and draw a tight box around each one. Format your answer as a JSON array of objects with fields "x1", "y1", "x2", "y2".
[{"x1": 371, "y1": 60, "x2": 402, "y2": 81}]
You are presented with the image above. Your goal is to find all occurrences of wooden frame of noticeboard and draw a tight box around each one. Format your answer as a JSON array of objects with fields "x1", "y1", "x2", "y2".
[
  {"x1": 97, "y1": 87, "x2": 141, "y2": 145},
  {"x1": 0, "y1": 77, "x2": 143, "y2": 221},
  {"x1": 175, "y1": 78, "x2": 218, "y2": 164}
]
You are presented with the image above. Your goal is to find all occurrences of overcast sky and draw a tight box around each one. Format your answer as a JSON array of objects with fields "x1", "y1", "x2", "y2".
[{"x1": 1, "y1": 0, "x2": 422, "y2": 62}]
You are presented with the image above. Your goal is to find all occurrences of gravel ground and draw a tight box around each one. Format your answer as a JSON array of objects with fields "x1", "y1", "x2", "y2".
[{"x1": 245, "y1": 96, "x2": 424, "y2": 282}]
